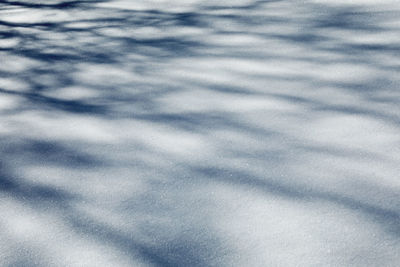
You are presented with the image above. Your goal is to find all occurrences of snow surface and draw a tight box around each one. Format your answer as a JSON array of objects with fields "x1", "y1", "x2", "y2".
[{"x1": 1, "y1": 0, "x2": 400, "y2": 266}]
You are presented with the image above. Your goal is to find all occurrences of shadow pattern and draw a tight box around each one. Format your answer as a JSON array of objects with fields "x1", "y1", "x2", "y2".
[{"x1": 1, "y1": 0, "x2": 400, "y2": 266}]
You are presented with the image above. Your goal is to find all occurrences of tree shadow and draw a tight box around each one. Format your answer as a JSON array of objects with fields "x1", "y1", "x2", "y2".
[{"x1": 1, "y1": 0, "x2": 400, "y2": 265}]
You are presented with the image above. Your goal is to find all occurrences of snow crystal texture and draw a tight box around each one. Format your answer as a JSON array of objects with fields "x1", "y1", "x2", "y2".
[{"x1": 0, "y1": 0, "x2": 400, "y2": 266}]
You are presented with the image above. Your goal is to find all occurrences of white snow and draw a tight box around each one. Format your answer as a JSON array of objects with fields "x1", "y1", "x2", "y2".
[{"x1": 1, "y1": 0, "x2": 400, "y2": 266}]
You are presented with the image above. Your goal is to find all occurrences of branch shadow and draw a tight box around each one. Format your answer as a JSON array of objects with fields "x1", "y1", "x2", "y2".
[{"x1": 1, "y1": 0, "x2": 400, "y2": 265}]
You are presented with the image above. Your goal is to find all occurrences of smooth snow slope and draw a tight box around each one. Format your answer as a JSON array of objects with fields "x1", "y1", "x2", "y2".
[{"x1": 0, "y1": 0, "x2": 400, "y2": 266}]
